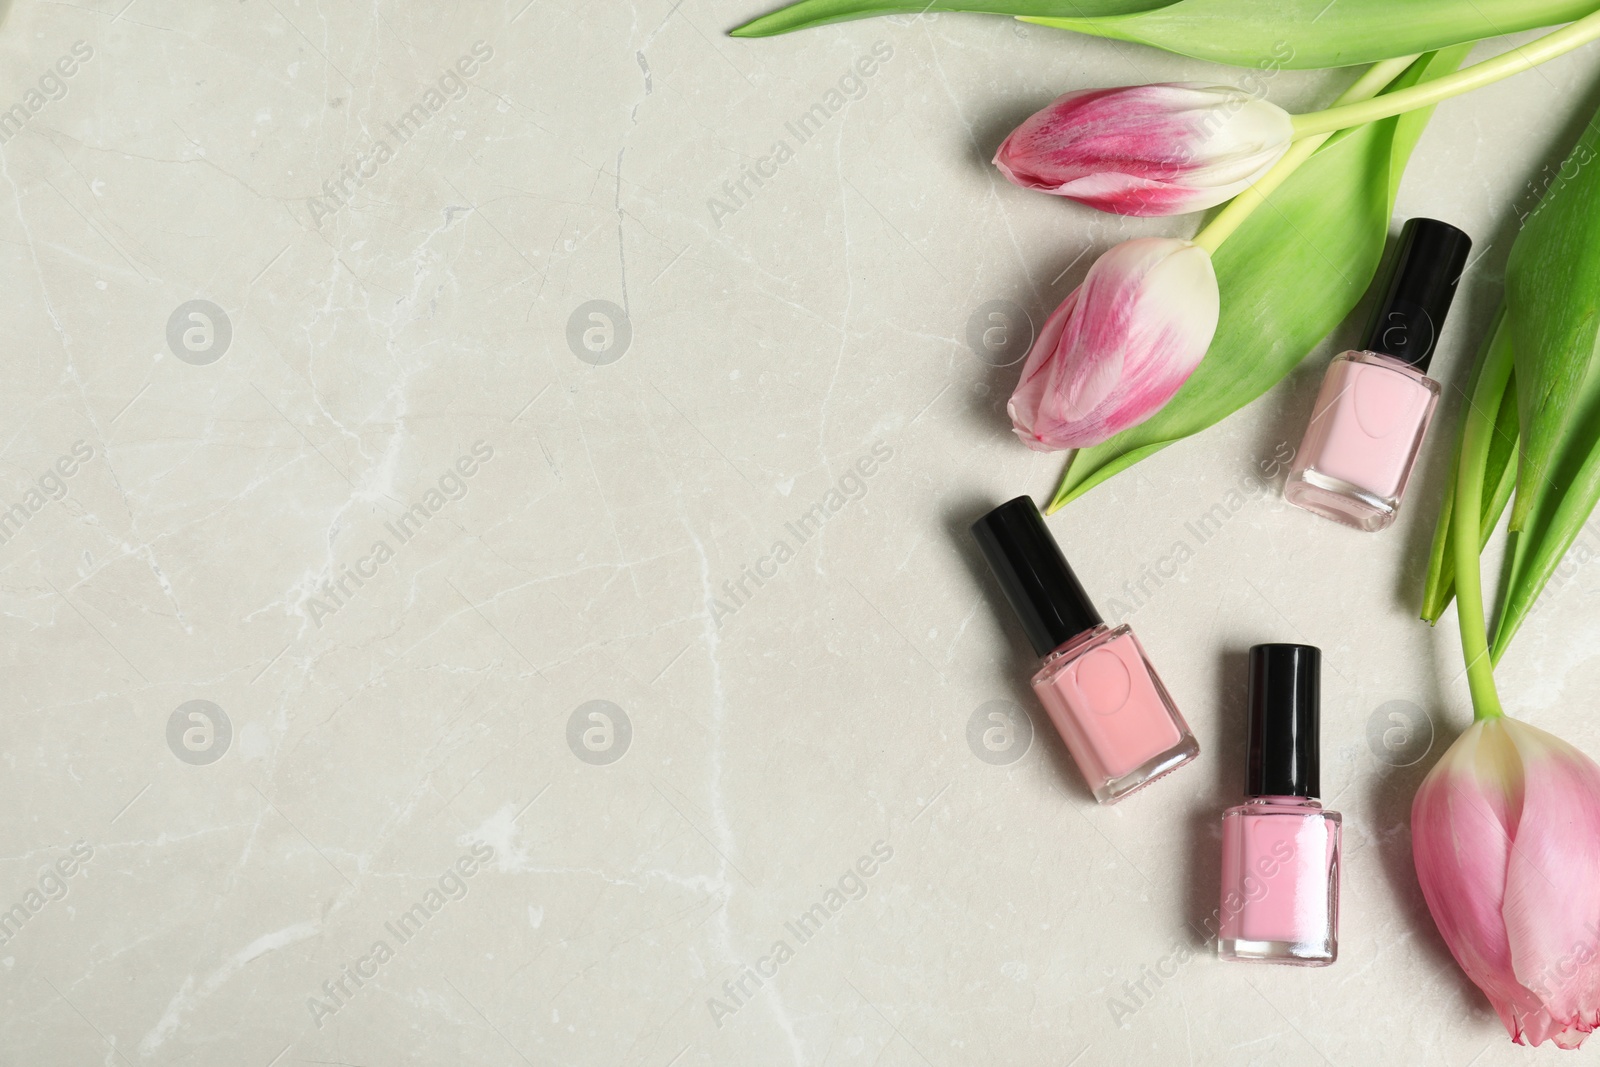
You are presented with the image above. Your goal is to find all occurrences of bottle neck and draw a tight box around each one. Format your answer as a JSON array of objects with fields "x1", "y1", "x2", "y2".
[
  {"x1": 1039, "y1": 623, "x2": 1110, "y2": 667},
  {"x1": 1350, "y1": 348, "x2": 1432, "y2": 380},
  {"x1": 1244, "y1": 794, "x2": 1322, "y2": 808}
]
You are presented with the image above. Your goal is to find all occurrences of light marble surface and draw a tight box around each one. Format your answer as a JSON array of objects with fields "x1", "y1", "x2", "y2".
[{"x1": 6, "y1": 1, "x2": 1600, "y2": 1063}]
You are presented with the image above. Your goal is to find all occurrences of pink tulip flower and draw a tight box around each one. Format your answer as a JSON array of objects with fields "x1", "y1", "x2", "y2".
[
  {"x1": 994, "y1": 83, "x2": 1294, "y2": 217},
  {"x1": 1412, "y1": 715, "x2": 1600, "y2": 1048},
  {"x1": 1008, "y1": 237, "x2": 1218, "y2": 451}
]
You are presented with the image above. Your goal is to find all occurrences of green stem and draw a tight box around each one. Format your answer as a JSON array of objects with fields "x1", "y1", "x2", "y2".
[
  {"x1": 1193, "y1": 56, "x2": 1417, "y2": 254},
  {"x1": 1293, "y1": 12, "x2": 1600, "y2": 138},
  {"x1": 1454, "y1": 312, "x2": 1514, "y2": 722}
]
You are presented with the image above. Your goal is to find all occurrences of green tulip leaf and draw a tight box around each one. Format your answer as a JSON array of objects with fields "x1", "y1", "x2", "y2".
[
  {"x1": 1489, "y1": 113, "x2": 1600, "y2": 658},
  {"x1": 731, "y1": 0, "x2": 1163, "y2": 37},
  {"x1": 1048, "y1": 47, "x2": 1470, "y2": 512},
  {"x1": 1504, "y1": 115, "x2": 1600, "y2": 534},
  {"x1": 1420, "y1": 309, "x2": 1519, "y2": 625},
  {"x1": 1488, "y1": 113, "x2": 1600, "y2": 657},
  {"x1": 732, "y1": 0, "x2": 1596, "y2": 71},
  {"x1": 1493, "y1": 426, "x2": 1600, "y2": 659},
  {"x1": 1024, "y1": 0, "x2": 1600, "y2": 70}
]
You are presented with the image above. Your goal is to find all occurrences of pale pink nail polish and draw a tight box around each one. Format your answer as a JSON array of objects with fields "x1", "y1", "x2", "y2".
[
  {"x1": 1219, "y1": 644, "x2": 1341, "y2": 966},
  {"x1": 1285, "y1": 218, "x2": 1472, "y2": 531},
  {"x1": 972, "y1": 497, "x2": 1198, "y2": 803}
]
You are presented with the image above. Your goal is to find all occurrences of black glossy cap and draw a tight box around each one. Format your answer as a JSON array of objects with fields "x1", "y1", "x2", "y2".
[
  {"x1": 971, "y1": 497, "x2": 1101, "y2": 658},
  {"x1": 1361, "y1": 217, "x2": 1472, "y2": 373},
  {"x1": 1246, "y1": 644, "x2": 1321, "y2": 798}
]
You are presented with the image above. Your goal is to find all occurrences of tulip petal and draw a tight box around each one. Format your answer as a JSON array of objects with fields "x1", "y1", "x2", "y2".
[
  {"x1": 1051, "y1": 172, "x2": 1244, "y2": 217},
  {"x1": 1049, "y1": 48, "x2": 1470, "y2": 510},
  {"x1": 1008, "y1": 236, "x2": 1218, "y2": 450},
  {"x1": 1413, "y1": 717, "x2": 1600, "y2": 1048},
  {"x1": 1009, "y1": 288, "x2": 1078, "y2": 452},
  {"x1": 1413, "y1": 722, "x2": 1527, "y2": 1031},
  {"x1": 993, "y1": 84, "x2": 1293, "y2": 217},
  {"x1": 1501, "y1": 719, "x2": 1600, "y2": 1044}
]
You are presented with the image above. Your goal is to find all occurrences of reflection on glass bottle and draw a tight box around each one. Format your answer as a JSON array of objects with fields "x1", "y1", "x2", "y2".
[
  {"x1": 1218, "y1": 644, "x2": 1342, "y2": 966},
  {"x1": 971, "y1": 497, "x2": 1198, "y2": 803},
  {"x1": 1286, "y1": 218, "x2": 1472, "y2": 531}
]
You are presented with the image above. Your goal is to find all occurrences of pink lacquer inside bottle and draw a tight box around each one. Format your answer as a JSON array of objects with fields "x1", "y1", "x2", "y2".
[
  {"x1": 973, "y1": 497, "x2": 1198, "y2": 803},
  {"x1": 1218, "y1": 644, "x2": 1341, "y2": 966},
  {"x1": 1285, "y1": 217, "x2": 1471, "y2": 532},
  {"x1": 1285, "y1": 351, "x2": 1439, "y2": 530}
]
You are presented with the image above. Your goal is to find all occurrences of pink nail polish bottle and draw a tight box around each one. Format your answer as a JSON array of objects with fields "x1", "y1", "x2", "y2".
[
  {"x1": 1218, "y1": 644, "x2": 1341, "y2": 966},
  {"x1": 971, "y1": 497, "x2": 1199, "y2": 803},
  {"x1": 1285, "y1": 218, "x2": 1473, "y2": 531}
]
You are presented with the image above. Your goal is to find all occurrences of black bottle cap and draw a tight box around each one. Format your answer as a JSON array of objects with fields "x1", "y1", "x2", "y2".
[
  {"x1": 1360, "y1": 217, "x2": 1472, "y2": 373},
  {"x1": 1245, "y1": 643, "x2": 1321, "y2": 798},
  {"x1": 970, "y1": 496, "x2": 1102, "y2": 658}
]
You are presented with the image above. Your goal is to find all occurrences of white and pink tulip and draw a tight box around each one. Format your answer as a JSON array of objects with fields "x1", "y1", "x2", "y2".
[
  {"x1": 994, "y1": 83, "x2": 1294, "y2": 217},
  {"x1": 1008, "y1": 237, "x2": 1218, "y2": 451},
  {"x1": 1412, "y1": 716, "x2": 1600, "y2": 1048}
]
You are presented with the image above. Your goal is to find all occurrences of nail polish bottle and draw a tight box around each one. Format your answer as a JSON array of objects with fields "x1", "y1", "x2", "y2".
[
  {"x1": 971, "y1": 497, "x2": 1199, "y2": 803},
  {"x1": 1284, "y1": 218, "x2": 1473, "y2": 531},
  {"x1": 1218, "y1": 644, "x2": 1341, "y2": 966}
]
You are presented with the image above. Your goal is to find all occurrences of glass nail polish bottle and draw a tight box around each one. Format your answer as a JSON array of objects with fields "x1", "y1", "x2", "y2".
[
  {"x1": 1285, "y1": 218, "x2": 1473, "y2": 532},
  {"x1": 1218, "y1": 644, "x2": 1341, "y2": 966},
  {"x1": 971, "y1": 497, "x2": 1199, "y2": 803}
]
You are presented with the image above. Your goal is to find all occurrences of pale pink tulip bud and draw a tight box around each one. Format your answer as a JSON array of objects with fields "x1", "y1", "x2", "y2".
[
  {"x1": 1008, "y1": 237, "x2": 1218, "y2": 451},
  {"x1": 994, "y1": 83, "x2": 1294, "y2": 216},
  {"x1": 1412, "y1": 716, "x2": 1600, "y2": 1048}
]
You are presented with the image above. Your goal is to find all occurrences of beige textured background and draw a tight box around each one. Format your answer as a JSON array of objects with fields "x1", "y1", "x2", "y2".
[{"x1": 3, "y1": 1, "x2": 1597, "y2": 1063}]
